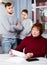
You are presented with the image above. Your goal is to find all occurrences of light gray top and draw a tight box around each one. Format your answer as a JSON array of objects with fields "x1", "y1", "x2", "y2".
[
  {"x1": 19, "y1": 19, "x2": 33, "y2": 39},
  {"x1": 0, "y1": 4, "x2": 23, "y2": 38}
]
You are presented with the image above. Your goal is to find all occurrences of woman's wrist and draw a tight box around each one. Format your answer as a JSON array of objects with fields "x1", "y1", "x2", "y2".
[
  {"x1": 30, "y1": 53, "x2": 33, "y2": 57},
  {"x1": 24, "y1": 53, "x2": 34, "y2": 59}
]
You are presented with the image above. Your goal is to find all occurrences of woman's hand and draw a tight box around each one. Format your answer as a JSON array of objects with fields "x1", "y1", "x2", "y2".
[
  {"x1": 9, "y1": 50, "x2": 15, "y2": 57},
  {"x1": 24, "y1": 53, "x2": 33, "y2": 59}
]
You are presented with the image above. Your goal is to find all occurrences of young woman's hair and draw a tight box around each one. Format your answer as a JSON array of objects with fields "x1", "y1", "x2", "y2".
[
  {"x1": 5, "y1": 2, "x2": 12, "y2": 7},
  {"x1": 22, "y1": 9, "x2": 28, "y2": 14},
  {"x1": 31, "y1": 22, "x2": 44, "y2": 35}
]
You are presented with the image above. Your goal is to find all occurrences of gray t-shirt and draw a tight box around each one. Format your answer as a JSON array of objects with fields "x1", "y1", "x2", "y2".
[
  {"x1": 19, "y1": 19, "x2": 33, "y2": 39},
  {"x1": 0, "y1": 4, "x2": 23, "y2": 38}
]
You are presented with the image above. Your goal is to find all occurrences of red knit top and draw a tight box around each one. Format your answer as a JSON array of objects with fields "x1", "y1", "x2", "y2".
[{"x1": 14, "y1": 35, "x2": 47, "y2": 57}]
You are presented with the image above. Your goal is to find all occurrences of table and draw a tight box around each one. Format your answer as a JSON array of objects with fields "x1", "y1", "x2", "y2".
[{"x1": 0, "y1": 54, "x2": 47, "y2": 65}]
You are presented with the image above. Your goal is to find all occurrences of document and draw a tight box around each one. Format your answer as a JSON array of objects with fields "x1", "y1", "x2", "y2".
[{"x1": 11, "y1": 49, "x2": 25, "y2": 57}]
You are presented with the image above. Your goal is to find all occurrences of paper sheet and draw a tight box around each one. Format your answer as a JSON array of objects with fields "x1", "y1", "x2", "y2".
[{"x1": 11, "y1": 49, "x2": 25, "y2": 57}]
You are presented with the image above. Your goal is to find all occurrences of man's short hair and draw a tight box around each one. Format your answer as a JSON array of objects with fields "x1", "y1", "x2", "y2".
[{"x1": 5, "y1": 2, "x2": 12, "y2": 7}]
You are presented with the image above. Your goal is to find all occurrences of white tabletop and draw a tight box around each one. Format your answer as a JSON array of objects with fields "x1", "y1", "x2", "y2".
[{"x1": 0, "y1": 54, "x2": 47, "y2": 65}]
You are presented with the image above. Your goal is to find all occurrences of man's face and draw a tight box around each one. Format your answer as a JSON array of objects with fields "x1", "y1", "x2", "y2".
[
  {"x1": 6, "y1": 5, "x2": 13, "y2": 14},
  {"x1": 21, "y1": 12, "x2": 28, "y2": 20}
]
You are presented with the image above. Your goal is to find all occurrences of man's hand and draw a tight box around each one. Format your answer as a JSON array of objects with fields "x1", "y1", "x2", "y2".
[{"x1": 16, "y1": 23, "x2": 22, "y2": 27}]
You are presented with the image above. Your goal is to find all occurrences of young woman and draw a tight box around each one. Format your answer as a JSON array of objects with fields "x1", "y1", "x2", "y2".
[
  {"x1": 9, "y1": 23, "x2": 47, "y2": 59},
  {"x1": 17, "y1": 9, "x2": 33, "y2": 46}
]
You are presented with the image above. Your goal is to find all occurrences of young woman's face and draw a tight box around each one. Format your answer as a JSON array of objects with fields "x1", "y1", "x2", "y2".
[
  {"x1": 21, "y1": 12, "x2": 28, "y2": 20},
  {"x1": 31, "y1": 27, "x2": 40, "y2": 37}
]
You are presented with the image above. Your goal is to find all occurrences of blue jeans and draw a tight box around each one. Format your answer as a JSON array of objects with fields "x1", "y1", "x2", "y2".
[{"x1": 2, "y1": 38, "x2": 17, "y2": 54}]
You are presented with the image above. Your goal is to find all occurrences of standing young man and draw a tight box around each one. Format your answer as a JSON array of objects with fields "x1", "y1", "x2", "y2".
[{"x1": 0, "y1": 2, "x2": 23, "y2": 53}]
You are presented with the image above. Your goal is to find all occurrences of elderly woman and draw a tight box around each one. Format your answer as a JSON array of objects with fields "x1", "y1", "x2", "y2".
[{"x1": 9, "y1": 23, "x2": 47, "y2": 59}]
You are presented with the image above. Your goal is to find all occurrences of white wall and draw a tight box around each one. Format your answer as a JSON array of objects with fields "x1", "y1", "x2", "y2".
[
  {"x1": 0, "y1": 0, "x2": 13, "y2": 3},
  {"x1": 0, "y1": 0, "x2": 2, "y2": 3}
]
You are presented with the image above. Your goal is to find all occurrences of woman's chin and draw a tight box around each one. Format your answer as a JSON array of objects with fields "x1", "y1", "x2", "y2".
[{"x1": 33, "y1": 35, "x2": 38, "y2": 37}]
